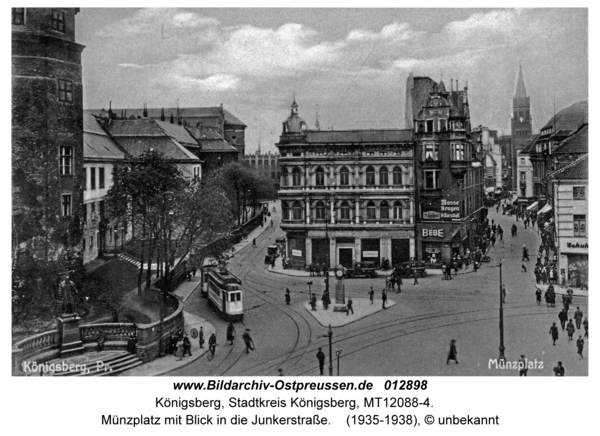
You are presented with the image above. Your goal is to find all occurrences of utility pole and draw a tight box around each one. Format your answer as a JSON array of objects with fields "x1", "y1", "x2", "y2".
[
  {"x1": 498, "y1": 261, "x2": 506, "y2": 362},
  {"x1": 336, "y1": 350, "x2": 342, "y2": 376},
  {"x1": 328, "y1": 325, "x2": 333, "y2": 376}
]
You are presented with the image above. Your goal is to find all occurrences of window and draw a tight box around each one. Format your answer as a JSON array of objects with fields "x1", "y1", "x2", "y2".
[
  {"x1": 292, "y1": 201, "x2": 302, "y2": 220},
  {"x1": 379, "y1": 167, "x2": 389, "y2": 186},
  {"x1": 51, "y1": 9, "x2": 65, "y2": 32},
  {"x1": 424, "y1": 170, "x2": 440, "y2": 189},
  {"x1": 367, "y1": 201, "x2": 376, "y2": 220},
  {"x1": 12, "y1": 8, "x2": 24, "y2": 25},
  {"x1": 91, "y1": 202, "x2": 96, "y2": 220},
  {"x1": 440, "y1": 119, "x2": 447, "y2": 132},
  {"x1": 62, "y1": 194, "x2": 72, "y2": 217},
  {"x1": 366, "y1": 166, "x2": 375, "y2": 185},
  {"x1": 573, "y1": 186, "x2": 586, "y2": 199},
  {"x1": 292, "y1": 167, "x2": 302, "y2": 186},
  {"x1": 520, "y1": 158, "x2": 525, "y2": 165},
  {"x1": 426, "y1": 120, "x2": 434, "y2": 132},
  {"x1": 90, "y1": 167, "x2": 96, "y2": 190},
  {"x1": 316, "y1": 201, "x2": 326, "y2": 220},
  {"x1": 315, "y1": 167, "x2": 325, "y2": 186},
  {"x1": 340, "y1": 202, "x2": 350, "y2": 220},
  {"x1": 82, "y1": 202, "x2": 87, "y2": 223},
  {"x1": 90, "y1": 235, "x2": 94, "y2": 249},
  {"x1": 99, "y1": 167, "x2": 105, "y2": 189},
  {"x1": 423, "y1": 142, "x2": 438, "y2": 160},
  {"x1": 271, "y1": 172, "x2": 275, "y2": 179},
  {"x1": 59, "y1": 146, "x2": 73, "y2": 175},
  {"x1": 83, "y1": 237, "x2": 86, "y2": 252},
  {"x1": 520, "y1": 172, "x2": 526, "y2": 182},
  {"x1": 340, "y1": 167, "x2": 350, "y2": 186},
  {"x1": 393, "y1": 167, "x2": 403, "y2": 185},
  {"x1": 99, "y1": 200, "x2": 105, "y2": 221},
  {"x1": 452, "y1": 142, "x2": 465, "y2": 161},
  {"x1": 393, "y1": 201, "x2": 403, "y2": 220},
  {"x1": 365, "y1": 151, "x2": 375, "y2": 156},
  {"x1": 380, "y1": 201, "x2": 390, "y2": 220},
  {"x1": 58, "y1": 79, "x2": 73, "y2": 103},
  {"x1": 573, "y1": 215, "x2": 586, "y2": 237},
  {"x1": 282, "y1": 169, "x2": 289, "y2": 187}
]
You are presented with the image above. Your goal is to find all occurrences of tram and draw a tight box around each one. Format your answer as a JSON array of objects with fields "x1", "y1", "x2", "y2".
[{"x1": 201, "y1": 264, "x2": 244, "y2": 321}]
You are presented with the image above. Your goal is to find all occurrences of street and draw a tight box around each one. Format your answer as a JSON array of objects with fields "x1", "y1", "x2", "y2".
[{"x1": 172, "y1": 206, "x2": 588, "y2": 377}]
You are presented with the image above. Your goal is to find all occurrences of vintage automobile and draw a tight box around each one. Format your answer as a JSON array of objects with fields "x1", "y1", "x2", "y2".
[
  {"x1": 264, "y1": 245, "x2": 279, "y2": 264},
  {"x1": 344, "y1": 261, "x2": 377, "y2": 279},
  {"x1": 393, "y1": 261, "x2": 428, "y2": 278}
]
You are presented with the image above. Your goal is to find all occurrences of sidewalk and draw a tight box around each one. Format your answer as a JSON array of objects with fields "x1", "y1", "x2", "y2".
[
  {"x1": 302, "y1": 298, "x2": 397, "y2": 327},
  {"x1": 535, "y1": 283, "x2": 588, "y2": 298}
]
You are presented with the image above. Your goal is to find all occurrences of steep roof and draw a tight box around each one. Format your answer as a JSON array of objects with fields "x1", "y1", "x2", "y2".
[
  {"x1": 155, "y1": 119, "x2": 199, "y2": 147},
  {"x1": 304, "y1": 129, "x2": 413, "y2": 144},
  {"x1": 86, "y1": 107, "x2": 246, "y2": 127},
  {"x1": 553, "y1": 124, "x2": 588, "y2": 155},
  {"x1": 541, "y1": 101, "x2": 588, "y2": 132},
  {"x1": 520, "y1": 134, "x2": 541, "y2": 154},
  {"x1": 83, "y1": 113, "x2": 127, "y2": 161},
  {"x1": 515, "y1": 65, "x2": 527, "y2": 98},
  {"x1": 546, "y1": 154, "x2": 588, "y2": 180}
]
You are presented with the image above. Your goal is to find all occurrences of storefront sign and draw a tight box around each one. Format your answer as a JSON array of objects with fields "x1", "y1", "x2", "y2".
[
  {"x1": 422, "y1": 229, "x2": 444, "y2": 238},
  {"x1": 423, "y1": 210, "x2": 441, "y2": 220},
  {"x1": 440, "y1": 199, "x2": 461, "y2": 219},
  {"x1": 292, "y1": 249, "x2": 303, "y2": 257},
  {"x1": 362, "y1": 251, "x2": 379, "y2": 258},
  {"x1": 567, "y1": 242, "x2": 588, "y2": 249}
]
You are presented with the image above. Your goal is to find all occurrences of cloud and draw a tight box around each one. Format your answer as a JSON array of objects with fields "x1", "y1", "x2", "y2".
[
  {"x1": 348, "y1": 22, "x2": 421, "y2": 43},
  {"x1": 445, "y1": 9, "x2": 522, "y2": 36},
  {"x1": 167, "y1": 73, "x2": 241, "y2": 91}
]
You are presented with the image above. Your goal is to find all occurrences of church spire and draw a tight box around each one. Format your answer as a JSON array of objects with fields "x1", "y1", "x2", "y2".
[
  {"x1": 515, "y1": 65, "x2": 527, "y2": 98},
  {"x1": 315, "y1": 105, "x2": 321, "y2": 131}
]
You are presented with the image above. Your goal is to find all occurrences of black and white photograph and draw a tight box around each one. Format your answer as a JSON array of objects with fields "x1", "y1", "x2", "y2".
[{"x1": 11, "y1": 5, "x2": 589, "y2": 384}]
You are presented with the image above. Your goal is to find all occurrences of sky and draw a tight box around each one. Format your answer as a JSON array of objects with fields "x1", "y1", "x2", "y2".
[{"x1": 77, "y1": 8, "x2": 588, "y2": 154}]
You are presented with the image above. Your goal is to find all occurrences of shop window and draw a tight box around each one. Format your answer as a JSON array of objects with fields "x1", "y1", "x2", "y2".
[
  {"x1": 573, "y1": 215, "x2": 586, "y2": 237},
  {"x1": 340, "y1": 167, "x2": 350, "y2": 186},
  {"x1": 366, "y1": 166, "x2": 375, "y2": 185},
  {"x1": 379, "y1": 167, "x2": 388, "y2": 185}
]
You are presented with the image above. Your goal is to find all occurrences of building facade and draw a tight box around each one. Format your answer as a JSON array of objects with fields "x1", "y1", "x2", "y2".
[
  {"x1": 516, "y1": 147, "x2": 534, "y2": 200},
  {"x1": 12, "y1": 8, "x2": 85, "y2": 258},
  {"x1": 244, "y1": 149, "x2": 280, "y2": 190},
  {"x1": 406, "y1": 75, "x2": 486, "y2": 265},
  {"x1": 509, "y1": 66, "x2": 535, "y2": 192},
  {"x1": 277, "y1": 100, "x2": 415, "y2": 269}
]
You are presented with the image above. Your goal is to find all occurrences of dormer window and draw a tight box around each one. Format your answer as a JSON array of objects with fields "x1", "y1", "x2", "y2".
[{"x1": 51, "y1": 9, "x2": 65, "y2": 32}]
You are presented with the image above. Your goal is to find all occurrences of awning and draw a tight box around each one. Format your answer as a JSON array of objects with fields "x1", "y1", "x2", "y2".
[
  {"x1": 538, "y1": 203, "x2": 552, "y2": 215},
  {"x1": 494, "y1": 188, "x2": 503, "y2": 193},
  {"x1": 526, "y1": 201, "x2": 539, "y2": 211},
  {"x1": 485, "y1": 187, "x2": 495, "y2": 193},
  {"x1": 544, "y1": 222, "x2": 554, "y2": 234}
]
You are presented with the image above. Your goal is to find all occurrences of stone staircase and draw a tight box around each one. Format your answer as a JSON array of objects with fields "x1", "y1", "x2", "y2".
[{"x1": 47, "y1": 351, "x2": 143, "y2": 377}]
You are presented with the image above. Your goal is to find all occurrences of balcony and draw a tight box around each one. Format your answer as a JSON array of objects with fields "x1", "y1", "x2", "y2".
[
  {"x1": 450, "y1": 160, "x2": 469, "y2": 176},
  {"x1": 420, "y1": 159, "x2": 442, "y2": 169}
]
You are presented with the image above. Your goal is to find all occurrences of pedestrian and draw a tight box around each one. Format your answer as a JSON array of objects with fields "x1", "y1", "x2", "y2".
[
  {"x1": 559, "y1": 309, "x2": 568, "y2": 330},
  {"x1": 576, "y1": 336, "x2": 584, "y2": 359},
  {"x1": 97, "y1": 333, "x2": 105, "y2": 353},
  {"x1": 446, "y1": 339, "x2": 458, "y2": 364},
  {"x1": 208, "y1": 332, "x2": 217, "y2": 353},
  {"x1": 310, "y1": 294, "x2": 317, "y2": 311},
  {"x1": 549, "y1": 322, "x2": 559, "y2": 346},
  {"x1": 316, "y1": 348, "x2": 326, "y2": 375},
  {"x1": 271, "y1": 220, "x2": 274, "y2": 228},
  {"x1": 566, "y1": 319, "x2": 575, "y2": 341},
  {"x1": 270, "y1": 257, "x2": 275, "y2": 269},
  {"x1": 346, "y1": 297, "x2": 354, "y2": 315},
  {"x1": 535, "y1": 288, "x2": 542, "y2": 305},
  {"x1": 323, "y1": 291, "x2": 330, "y2": 310},
  {"x1": 522, "y1": 246, "x2": 529, "y2": 261},
  {"x1": 574, "y1": 307, "x2": 583, "y2": 329},
  {"x1": 518, "y1": 354, "x2": 528, "y2": 376},
  {"x1": 413, "y1": 273, "x2": 419, "y2": 285},
  {"x1": 441, "y1": 263, "x2": 447, "y2": 280},
  {"x1": 242, "y1": 329, "x2": 254, "y2": 354},
  {"x1": 367, "y1": 287, "x2": 374, "y2": 304},
  {"x1": 382, "y1": 289, "x2": 387, "y2": 309},
  {"x1": 501, "y1": 285, "x2": 507, "y2": 303},
  {"x1": 583, "y1": 318, "x2": 588, "y2": 338},
  {"x1": 553, "y1": 361, "x2": 565, "y2": 376},
  {"x1": 183, "y1": 334, "x2": 192, "y2": 356},
  {"x1": 226, "y1": 322, "x2": 235, "y2": 345},
  {"x1": 198, "y1": 326, "x2": 204, "y2": 349},
  {"x1": 175, "y1": 338, "x2": 184, "y2": 361},
  {"x1": 285, "y1": 288, "x2": 291, "y2": 305},
  {"x1": 252, "y1": 238, "x2": 256, "y2": 247},
  {"x1": 522, "y1": 263, "x2": 527, "y2": 273}
]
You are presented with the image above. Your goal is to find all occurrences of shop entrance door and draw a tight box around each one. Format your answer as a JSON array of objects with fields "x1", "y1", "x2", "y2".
[{"x1": 339, "y1": 248, "x2": 354, "y2": 269}]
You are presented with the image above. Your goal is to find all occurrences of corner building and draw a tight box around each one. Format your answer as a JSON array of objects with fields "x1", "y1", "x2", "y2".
[
  {"x1": 406, "y1": 75, "x2": 486, "y2": 265},
  {"x1": 276, "y1": 100, "x2": 415, "y2": 269}
]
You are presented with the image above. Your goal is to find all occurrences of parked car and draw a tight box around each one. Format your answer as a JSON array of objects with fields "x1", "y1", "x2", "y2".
[
  {"x1": 345, "y1": 261, "x2": 377, "y2": 278},
  {"x1": 393, "y1": 261, "x2": 428, "y2": 278},
  {"x1": 264, "y1": 245, "x2": 279, "y2": 264}
]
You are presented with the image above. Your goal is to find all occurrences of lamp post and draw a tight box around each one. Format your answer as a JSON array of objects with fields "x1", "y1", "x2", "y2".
[
  {"x1": 336, "y1": 349, "x2": 342, "y2": 376},
  {"x1": 328, "y1": 324, "x2": 333, "y2": 376},
  {"x1": 113, "y1": 229, "x2": 118, "y2": 255},
  {"x1": 307, "y1": 281, "x2": 313, "y2": 300},
  {"x1": 498, "y1": 261, "x2": 506, "y2": 362}
]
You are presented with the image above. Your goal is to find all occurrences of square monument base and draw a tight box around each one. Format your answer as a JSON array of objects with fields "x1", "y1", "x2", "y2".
[
  {"x1": 57, "y1": 314, "x2": 85, "y2": 357},
  {"x1": 333, "y1": 304, "x2": 347, "y2": 313}
]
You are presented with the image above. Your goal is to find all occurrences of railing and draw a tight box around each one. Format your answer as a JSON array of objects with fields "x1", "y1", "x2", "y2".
[
  {"x1": 13, "y1": 329, "x2": 59, "y2": 354},
  {"x1": 79, "y1": 323, "x2": 136, "y2": 343}
]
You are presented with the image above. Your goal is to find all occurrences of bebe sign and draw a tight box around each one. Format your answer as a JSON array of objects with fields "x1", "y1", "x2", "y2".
[{"x1": 422, "y1": 229, "x2": 444, "y2": 237}]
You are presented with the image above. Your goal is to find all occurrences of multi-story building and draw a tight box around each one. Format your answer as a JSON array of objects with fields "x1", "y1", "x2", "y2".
[
  {"x1": 12, "y1": 8, "x2": 85, "y2": 257},
  {"x1": 277, "y1": 100, "x2": 415, "y2": 269},
  {"x1": 509, "y1": 66, "x2": 535, "y2": 192},
  {"x1": 474, "y1": 126, "x2": 503, "y2": 196},
  {"x1": 516, "y1": 142, "x2": 535, "y2": 201},
  {"x1": 406, "y1": 75, "x2": 486, "y2": 264},
  {"x1": 244, "y1": 149, "x2": 280, "y2": 190}
]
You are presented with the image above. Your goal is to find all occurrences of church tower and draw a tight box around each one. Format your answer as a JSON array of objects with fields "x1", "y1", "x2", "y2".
[{"x1": 509, "y1": 66, "x2": 533, "y2": 190}]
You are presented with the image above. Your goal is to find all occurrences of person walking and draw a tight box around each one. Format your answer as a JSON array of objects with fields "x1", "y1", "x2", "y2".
[
  {"x1": 367, "y1": 287, "x2": 374, "y2": 304},
  {"x1": 522, "y1": 263, "x2": 527, "y2": 273},
  {"x1": 583, "y1": 318, "x2": 588, "y2": 338},
  {"x1": 285, "y1": 288, "x2": 291, "y2": 305},
  {"x1": 316, "y1": 348, "x2": 326, "y2": 375},
  {"x1": 553, "y1": 361, "x2": 565, "y2": 376},
  {"x1": 382, "y1": 289, "x2": 387, "y2": 309},
  {"x1": 549, "y1": 322, "x2": 559, "y2": 346},
  {"x1": 198, "y1": 326, "x2": 204, "y2": 349},
  {"x1": 446, "y1": 339, "x2": 458, "y2": 364},
  {"x1": 175, "y1": 338, "x2": 184, "y2": 361},
  {"x1": 559, "y1": 309, "x2": 568, "y2": 331},
  {"x1": 346, "y1": 297, "x2": 354, "y2": 315},
  {"x1": 321, "y1": 291, "x2": 330, "y2": 310},
  {"x1": 441, "y1": 263, "x2": 447, "y2": 280},
  {"x1": 522, "y1": 246, "x2": 529, "y2": 261},
  {"x1": 226, "y1": 322, "x2": 235, "y2": 345},
  {"x1": 413, "y1": 273, "x2": 419, "y2": 285},
  {"x1": 566, "y1": 319, "x2": 575, "y2": 341},
  {"x1": 252, "y1": 238, "x2": 256, "y2": 248},
  {"x1": 574, "y1": 307, "x2": 583, "y2": 329},
  {"x1": 576, "y1": 336, "x2": 584, "y2": 359},
  {"x1": 518, "y1": 354, "x2": 528, "y2": 376},
  {"x1": 535, "y1": 288, "x2": 542, "y2": 305},
  {"x1": 183, "y1": 334, "x2": 192, "y2": 357},
  {"x1": 242, "y1": 329, "x2": 254, "y2": 354},
  {"x1": 310, "y1": 294, "x2": 317, "y2": 311}
]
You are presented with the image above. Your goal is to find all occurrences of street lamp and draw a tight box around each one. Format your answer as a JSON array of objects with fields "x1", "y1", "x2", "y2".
[
  {"x1": 498, "y1": 260, "x2": 506, "y2": 362},
  {"x1": 336, "y1": 349, "x2": 342, "y2": 376},
  {"x1": 327, "y1": 324, "x2": 333, "y2": 376},
  {"x1": 307, "y1": 281, "x2": 313, "y2": 300}
]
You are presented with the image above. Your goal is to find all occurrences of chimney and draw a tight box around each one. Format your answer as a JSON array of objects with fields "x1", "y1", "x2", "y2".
[
  {"x1": 161, "y1": 107, "x2": 165, "y2": 122},
  {"x1": 143, "y1": 103, "x2": 148, "y2": 118},
  {"x1": 170, "y1": 113, "x2": 174, "y2": 124}
]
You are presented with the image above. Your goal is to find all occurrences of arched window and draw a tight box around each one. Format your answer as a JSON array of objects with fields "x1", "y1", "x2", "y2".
[
  {"x1": 340, "y1": 167, "x2": 350, "y2": 186},
  {"x1": 393, "y1": 167, "x2": 402, "y2": 185},
  {"x1": 316, "y1": 201, "x2": 326, "y2": 220},
  {"x1": 292, "y1": 201, "x2": 303, "y2": 220},
  {"x1": 393, "y1": 201, "x2": 403, "y2": 220},
  {"x1": 292, "y1": 167, "x2": 302, "y2": 186},
  {"x1": 282, "y1": 168, "x2": 289, "y2": 186},
  {"x1": 315, "y1": 167, "x2": 325, "y2": 186},
  {"x1": 367, "y1": 201, "x2": 376, "y2": 220},
  {"x1": 282, "y1": 201, "x2": 290, "y2": 220},
  {"x1": 380, "y1": 201, "x2": 390, "y2": 220},
  {"x1": 366, "y1": 166, "x2": 375, "y2": 185},
  {"x1": 379, "y1": 167, "x2": 389, "y2": 185},
  {"x1": 340, "y1": 202, "x2": 350, "y2": 220}
]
